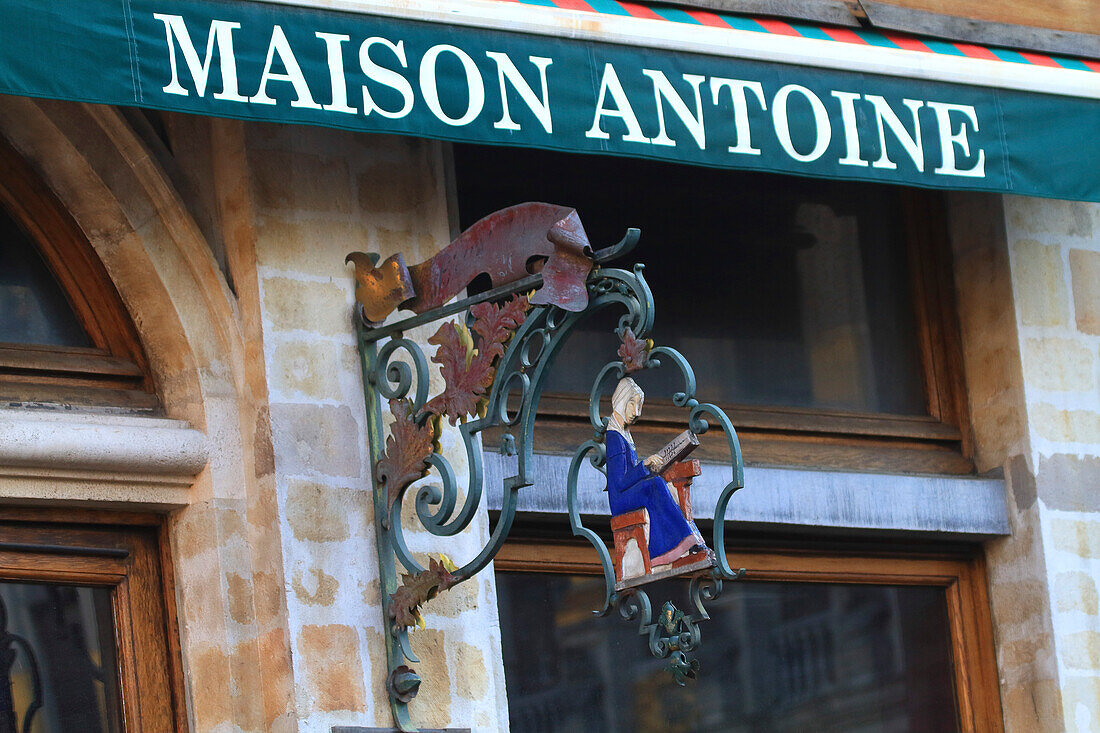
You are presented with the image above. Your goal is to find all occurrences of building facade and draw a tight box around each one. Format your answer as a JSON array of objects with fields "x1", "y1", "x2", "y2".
[{"x1": 0, "y1": 0, "x2": 1098, "y2": 731}]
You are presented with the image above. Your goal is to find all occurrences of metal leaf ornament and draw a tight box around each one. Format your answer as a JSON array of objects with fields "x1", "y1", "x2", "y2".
[
  {"x1": 385, "y1": 294, "x2": 531, "y2": 632},
  {"x1": 469, "y1": 294, "x2": 530, "y2": 360},
  {"x1": 425, "y1": 295, "x2": 530, "y2": 423},
  {"x1": 618, "y1": 327, "x2": 653, "y2": 373},
  {"x1": 390, "y1": 555, "x2": 460, "y2": 630},
  {"x1": 376, "y1": 399, "x2": 441, "y2": 507}
]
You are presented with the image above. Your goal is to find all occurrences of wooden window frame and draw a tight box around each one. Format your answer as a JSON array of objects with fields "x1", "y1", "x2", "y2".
[
  {"x1": 0, "y1": 508, "x2": 184, "y2": 732},
  {"x1": 0, "y1": 139, "x2": 157, "y2": 412},
  {"x1": 496, "y1": 538, "x2": 1003, "y2": 732},
  {"x1": 520, "y1": 188, "x2": 973, "y2": 475}
]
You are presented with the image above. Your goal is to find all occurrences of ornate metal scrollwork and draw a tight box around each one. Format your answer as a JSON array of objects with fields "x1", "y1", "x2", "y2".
[
  {"x1": 564, "y1": 281, "x2": 747, "y2": 687},
  {"x1": 351, "y1": 204, "x2": 745, "y2": 732}
]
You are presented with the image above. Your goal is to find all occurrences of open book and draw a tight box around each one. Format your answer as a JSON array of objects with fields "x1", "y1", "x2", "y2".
[{"x1": 649, "y1": 430, "x2": 699, "y2": 475}]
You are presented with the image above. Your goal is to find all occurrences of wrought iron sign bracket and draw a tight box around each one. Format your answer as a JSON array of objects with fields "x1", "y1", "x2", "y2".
[{"x1": 349, "y1": 203, "x2": 746, "y2": 733}]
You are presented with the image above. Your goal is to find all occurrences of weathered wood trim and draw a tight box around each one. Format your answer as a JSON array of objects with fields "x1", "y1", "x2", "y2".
[
  {"x1": 0, "y1": 521, "x2": 182, "y2": 731},
  {"x1": 862, "y1": 0, "x2": 1100, "y2": 54},
  {"x1": 657, "y1": 0, "x2": 1100, "y2": 58},
  {"x1": 658, "y1": 0, "x2": 860, "y2": 26}
]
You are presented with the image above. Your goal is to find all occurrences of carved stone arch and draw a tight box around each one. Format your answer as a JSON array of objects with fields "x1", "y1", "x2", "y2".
[
  {"x1": 0, "y1": 97, "x2": 296, "y2": 731},
  {"x1": 0, "y1": 97, "x2": 242, "y2": 430}
]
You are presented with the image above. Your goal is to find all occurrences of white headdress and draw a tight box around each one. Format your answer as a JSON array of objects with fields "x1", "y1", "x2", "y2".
[{"x1": 611, "y1": 377, "x2": 643, "y2": 421}]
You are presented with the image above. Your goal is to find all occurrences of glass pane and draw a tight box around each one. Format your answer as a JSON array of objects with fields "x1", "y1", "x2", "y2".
[
  {"x1": 0, "y1": 209, "x2": 92, "y2": 347},
  {"x1": 497, "y1": 572, "x2": 959, "y2": 732},
  {"x1": 0, "y1": 582, "x2": 122, "y2": 733},
  {"x1": 454, "y1": 146, "x2": 926, "y2": 415}
]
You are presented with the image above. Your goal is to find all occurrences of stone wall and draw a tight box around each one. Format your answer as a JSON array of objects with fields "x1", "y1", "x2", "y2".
[
  {"x1": 953, "y1": 193, "x2": 1100, "y2": 732},
  {"x1": 1005, "y1": 196, "x2": 1100, "y2": 733},
  {"x1": 242, "y1": 122, "x2": 509, "y2": 731}
]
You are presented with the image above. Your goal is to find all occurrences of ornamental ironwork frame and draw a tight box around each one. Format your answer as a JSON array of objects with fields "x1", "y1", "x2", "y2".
[{"x1": 350, "y1": 205, "x2": 746, "y2": 732}]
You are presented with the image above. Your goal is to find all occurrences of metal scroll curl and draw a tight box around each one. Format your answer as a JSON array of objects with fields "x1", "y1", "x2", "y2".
[{"x1": 352, "y1": 205, "x2": 744, "y2": 732}]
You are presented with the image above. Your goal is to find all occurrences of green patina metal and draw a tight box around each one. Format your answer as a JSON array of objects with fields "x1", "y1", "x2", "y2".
[{"x1": 355, "y1": 229, "x2": 746, "y2": 732}]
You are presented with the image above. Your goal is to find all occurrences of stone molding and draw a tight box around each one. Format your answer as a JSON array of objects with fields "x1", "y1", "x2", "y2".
[
  {"x1": 486, "y1": 452, "x2": 1010, "y2": 538},
  {"x1": 0, "y1": 408, "x2": 207, "y2": 508}
]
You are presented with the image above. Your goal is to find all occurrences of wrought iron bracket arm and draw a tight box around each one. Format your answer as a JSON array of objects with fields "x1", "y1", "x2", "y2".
[
  {"x1": 352, "y1": 219, "x2": 745, "y2": 731},
  {"x1": 356, "y1": 228, "x2": 640, "y2": 345}
]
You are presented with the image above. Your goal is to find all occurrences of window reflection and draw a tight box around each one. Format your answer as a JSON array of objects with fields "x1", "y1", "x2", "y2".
[
  {"x1": 0, "y1": 583, "x2": 121, "y2": 733},
  {"x1": 454, "y1": 145, "x2": 926, "y2": 415},
  {"x1": 0, "y1": 209, "x2": 91, "y2": 348},
  {"x1": 497, "y1": 573, "x2": 958, "y2": 732}
]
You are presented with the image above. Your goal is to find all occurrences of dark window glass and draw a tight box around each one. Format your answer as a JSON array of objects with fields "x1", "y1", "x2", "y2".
[
  {"x1": 454, "y1": 145, "x2": 926, "y2": 415},
  {"x1": 0, "y1": 209, "x2": 91, "y2": 347},
  {"x1": 0, "y1": 582, "x2": 121, "y2": 733},
  {"x1": 497, "y1": 572, "x2": 958, "y2": 732}
]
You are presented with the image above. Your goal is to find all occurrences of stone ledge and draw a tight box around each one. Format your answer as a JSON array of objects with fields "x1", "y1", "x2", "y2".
[
  {"x1": 332, "y1": 729, "x2": 470, "y2": 733},
  {"x1": 0, "y1": 408, "x2": 208, "y2": 507},
  {"x1": 486, "y1": 452, "x2": 1010, "y2": 538}
]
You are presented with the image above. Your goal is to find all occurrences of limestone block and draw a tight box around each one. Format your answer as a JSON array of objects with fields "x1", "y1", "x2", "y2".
[
  {"x1": 406, "y1": 628, "x2": 452, "y2": 729},
  {"x1": 1038, "y1": 455, "x2": 1100, "y2": 512},
  {"x1": 297, "y1": 624, "x2": 367, "y2": 712},
  {"x1": 1000, "y1": 635, "x2": 1054, "y2": 670},
  {"x1": 1003, "y1": 678, "x2": 1063, "y2": 733},
  {"x1": 263, "y1": 277, "x2": 351, "y2": 336},
  {"x1": 1052, "y1": 519, "x2": 1100, "y2": 558},
  {"x1": 1006, "y1": 454, "x2": 1037, "y2": 512},
  {"x1": 291, "y1": 566, "x2": 339, "y2": 607},
  {"x1": 174, "y1": 500, "x2": 223, "y2": 561},
  {"x1": 451, "y1": 641, "x2": 489, "y2": 700},
  {"x1": 270, "y1": 403, "x2": 361, "y2": 478},
  {"x1": 363, "y1": 627, "x2": 389, "y2": 726},
  {"x1": 252, "y1": 570, "x2": 285, "y2": 629},
  {"x1": 254, "y1": 406, "x2": 276, "y2": 479},
  {"x1": 256, "y1": 626, "x2": 297, "y2": 731},
  {"x1": 1012, "y1": 239, "x2": 1070, "y2": 327},
  {"x1": 1007, "y1": 197, "x2": 1095, "y2": 239},
  {"x1": 1070, "y1": 249, "x2": 1100, "y2": 335},
  {"x1": 1056, "y1": 571, "x2": 1099, "y2": 615},
  {"x1": 358, "y1": 163, "x2": 435, "y2": 213},
  {"x1": 189, "y1": 644, "x2": 234, "y2": 729},
  {"x1": 285, "y1": 479, "x2": 353, "y2": 542},
  {"x1": 373, "y1": 228, "x2": 440, "y2": 257},
  {"x1": 1061, "y1": 631, "x2": 1100, "y2": 670},
  {"x1": 428, "y1": 579, "x2": 479, "y2": 618},
  {"x1": 1023, "y1": 337, "x2": 1096, "y2": 392},
  {"x1": 225, "y1": 572, "x2": 256, "y2": 625},
  {"x1": 272, "y1": 340, "x2": 343, "y2": 401},
  {"x1": 229, "y1": 637, "x2": 265, "y2": 731},
  {"x1": 250, "y1": 149, "x2": 353, "y2": 214},
  {"x1": 1062, "y1": 676, "x2": 1100, "y2": 733},
  {"x1": 992, "y1": 578, "x2": 1050, "y2": 626},
  {"x1": 256, "y1": 217, "x2": 371, "y2": 278},
  {"x1": 1031, "y1": 404, "x2": 1100, "y2": 444}
]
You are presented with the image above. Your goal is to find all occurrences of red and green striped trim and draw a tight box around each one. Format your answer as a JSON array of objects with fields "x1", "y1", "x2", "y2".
[{"x1": 496, "y1": 0, "x2": 1100, "y2": 73}]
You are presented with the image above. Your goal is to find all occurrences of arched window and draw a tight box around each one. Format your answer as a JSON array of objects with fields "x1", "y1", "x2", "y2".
[
  {"x1": 0, "y1": 138, "x2": 181, "y2": 730},
  {"x1": 0, "y1": 140, "x2": 156, "y2": 411}
]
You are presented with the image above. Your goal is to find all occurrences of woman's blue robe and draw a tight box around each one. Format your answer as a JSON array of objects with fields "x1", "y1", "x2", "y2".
[{"x1": 605, "y1": 429, "x2": 696, "y2": 559}]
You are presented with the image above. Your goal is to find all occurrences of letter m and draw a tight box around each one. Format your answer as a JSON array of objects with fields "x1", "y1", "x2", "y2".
[{"x1": 153, "y1": 14, "x2": 246, "y2": 101}]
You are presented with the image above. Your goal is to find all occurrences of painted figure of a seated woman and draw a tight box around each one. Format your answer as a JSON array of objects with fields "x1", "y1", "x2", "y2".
[{"x1": 605, "y1": 377, "x2": 709, "y2": 567}]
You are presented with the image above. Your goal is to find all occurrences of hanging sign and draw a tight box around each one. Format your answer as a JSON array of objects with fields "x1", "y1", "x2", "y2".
[{"x1": 2, "y1": 0, "x2": 1098, "y2": 201}]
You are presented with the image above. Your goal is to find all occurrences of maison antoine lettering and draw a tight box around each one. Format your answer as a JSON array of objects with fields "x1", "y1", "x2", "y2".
[{"x1": 153, "y1": 13, "x2": 986, "y2": 179}]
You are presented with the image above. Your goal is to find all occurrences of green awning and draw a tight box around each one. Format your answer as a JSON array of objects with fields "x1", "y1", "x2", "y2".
[{"x1": 3, "y1": 0, "x2": 1099, "y2": 201}]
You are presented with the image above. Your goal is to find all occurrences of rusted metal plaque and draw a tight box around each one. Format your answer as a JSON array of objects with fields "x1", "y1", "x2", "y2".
[{"x1": 348, "y1": 202, "x2": 593, "y2": 324}]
